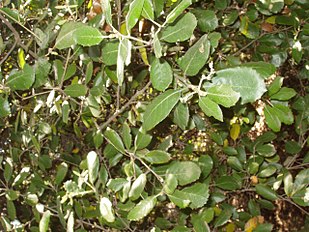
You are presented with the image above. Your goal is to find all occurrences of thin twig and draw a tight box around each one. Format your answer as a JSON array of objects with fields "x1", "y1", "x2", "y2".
[
  {"x1": 0, "y1": 12, "x2": 38, "y2": 60},
  {"x1": 280, "y1": 197, "x2": 309, "y2": 216},
  {"x1": 99, "y1": 81, "x2": 151, "y2": 130},
  {"x1": 59, "y1": 49, "x2": 72, "y2": 89}
]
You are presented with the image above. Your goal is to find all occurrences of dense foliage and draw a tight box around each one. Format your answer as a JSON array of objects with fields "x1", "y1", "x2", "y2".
[{"x1": 0, "y1": 0, "x2": 308, "y2": 231}]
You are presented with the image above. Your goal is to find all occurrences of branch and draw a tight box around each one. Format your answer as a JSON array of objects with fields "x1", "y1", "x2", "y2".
[
  {"x1": 0, "y1": 12, "x2": 38, "y2": 61},
  {"x1": 99, "y1": 81, "x2": 151, "y2": 130}
]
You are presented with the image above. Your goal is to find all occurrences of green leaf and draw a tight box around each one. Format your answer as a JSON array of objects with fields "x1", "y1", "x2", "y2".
[
  {"x1": 207, "y1": 84, "x2": 240, "y2": 108},
  {"x1": 198, "y1": 155, "x2": 213, "y2": 178},
  {"x1": 241, "y1": 62, "x2": 276, "y2": 79},
  {"x1": 293, "y1": 169, "x2": 309, "y2": 194},
  {"x1": 62, "y1": 100, "x2": 70, "y2": 124},
  {"x1": 198, "y1": 96, "x2": 223, "y2": 122},
  {"x1": 129, "y1": 173, "x2": 147, "y2": 200},
  {"x1": 164, "y1": 174, "x2": 178, "y2": 194},
  {"x1": 55, "y1": 22, "x2": 84, "y2": 49},
  {"x1": 144, "y1": 150, "x2": 171, "y2": 164},
  {"x1": 55, "y1": 162, "x2": 68, "y2": 186},
  {"x1": 191, "y1": 9, "x2": 218, "y2": 32},
  {"x1": 168, "y1": 192, "x2": 191, "y2": 208},
  {"x1": 227, "y1": 156, "x2": 243, "y2": 171},
  {"x1": 7, "y1": 200, "x2": 16, "y2": 220},
  {"x1": 39, "y1": 210, "x2": 51, "y2": 232},
  {"x1": 177, "y1": 34, "x2": 210, "y2": 76},
  {"x1": 165, "y1": 0, "x2": 192, "y2": 23},
  {"x1": 73, "y1": 25, "x2": 103, "y2": 46},
  {"x1": 256, "y1": 0, "x2": 284, "y2": 15},
  {"x1": 161, "y1": 13, "x2": 197, "y2": 43},
  {"x1": 134, "y1": 130, "x2": 152, "y2": 150},
  {"x1": 268, "y1": 76, "x2": 283, "y2": 96},
  {"x1": 117, "y1": 38, "x2": 132, "y2": 86},
  {"x1": 142, "y1": 0, "x2": 154, "y2": 20},
  {"x1": 264, "y1": 105, "x2": 281, "y2": 132},
  {"x1": 87, "y1": 151, "x2": 100, "y2": 184},
  {"x1": 173, "y1": 103, "x2": 189, "y2": 130},
  {"x1": 126, "y1": 0, "x2": 145, "y2": 32},
  {"x1": 7, "y1": 64, "x2": 35, "y2": 90},
  {"x1": 270, "y1": 87, "x2": 297, "y2": 101},
  {"x1": 34, "y1": 58, "x2": 51, "y2": 87},
  {"x1": 240, "y1": 16, "x2": 260, "y2": 39},
  {"x1": 102, "y1": 0, "x2": 112, "y2": 25},
  {"x1": 153, "y1": 32, "x2": 162, "y2": 58},
  {"x1": 283, "y1": 171, "x2": 293, "y2": 197},
  {"x1": 104, "y1": 127, "x2": 126, "y2": 154},
  {"x1": 285, "y1": 140, "x2": 302, "y2": 155},
  {"x1": 213, "y1": 67, "x2": 266, "y2": 104},
  {"x1": 216, "y1": 176, "x2": 241, "y2": 190},
  {"x1": 256, "y1": 144, "x2": 276, "y2": 157},
  {"x1": 181, "y1": 183, "x2": 210, "y2": 209},
  {"x1": 100, "y1": 197, "x2": 115, "y2": 223},
  {"x1": 150, "y1": 58, "x2": 173, "y2": 91},
  {"x1": 214, "y1": 207, "x2": 233, "y2": 228},
  {"x1": 64, "y1": 84, "x2": 87, "y2": 97},
  {"x1": 102, "y1": 40, "x2": 119, "y2": 66},
  {"x1": 254, "y1": 223, "x2": 274, "y2": 232},
  {"x1": 0, "y1": 96, "x2": 10, "y2": 117},
  {"x1": 272, "y1": 104, "x2": 294, "y2": 125},
  {"x1": 258, "y1": 165, "x2": 277, "y2": 178},
  {"x1": 143, "y1": 89, "x2": 181, "y2": 131},
  {"x1": 122, "y1": 123, "x2": 132, "y2": 150},
  {"x1": 255, "y1": 184, "x2": 278, "y2": 201},
  {"x1": 127, "y1": 196, "x2": 157, "y2": 221},
  {"x1": 167, "y1": 161, "x2": 201, "y2": 186}
]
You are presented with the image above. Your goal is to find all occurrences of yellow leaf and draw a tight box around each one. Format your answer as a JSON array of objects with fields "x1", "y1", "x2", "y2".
[
  {"x1": 230, "y1": 123, "x2": 240, "y2": 141},
  {"x1": 245, "y1": 216, "x2": 264, "y2": 232},
  {"x1": 72, "y1": 147, "x2": 80, "y2": 154},
  {"x1": 226, "y1": 223, "x2": 236, "y2": 232},
  {"x1": 137, "y1": 37, "x2": 149, "y2": 66},
  {"x1": 18, "y1": 48, "x2": 25, "y2": 69},
  {"x1": 120, "y1": 22, "x2": 128, "y2": 35}
]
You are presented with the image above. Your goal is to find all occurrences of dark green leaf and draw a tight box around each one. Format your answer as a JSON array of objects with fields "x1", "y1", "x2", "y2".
[
  {"x1": 241, "y1": 62, "x2": 276, "y2": 79},
  {"x1": 167, "y1": 161, "x2": 201, "y2": 186},
  {"x1": 255, "y1": 184, "x2": 278, "y2": 201},
  {"x1": 177, "y1": 34, "x2": 210, "y2": 76},
  {"x1": 268, "y1": 76, "x2": 283, "y2": 96},
  {"x1": 191, "y1": 9, "x2": 218, "y2": 32},
  {"x1": 7, "y1": 64, "x2": 35, "y2": 90},
  {"x1": 161, "y1": 13, "x2": 197, "y2": 43},
  {"x1": 199, "y1": 96, "x2": 223, "y2": 122},
  {"x1": 270, "y1": 87, "x2": 297, "y2": 101},
  {"x1": 256, "y1": 143, "x2": 276, "y2": 157},
  {"x1": 173, "y1": 103, "x2": 189, "y2": 130},
  {"x1": 64, "y1": 84, "x2": 87, "y2": 97},
  {"x1": 285, "y1": 140, "x2": 302, "y2": 155},
  {"x1": 127, "y1": 196, "x2": 157, "y2": 221},
  {"x1": 0, "y1": 96, "x2": 10, "y2": 117},
  {"x1": 150, "y1": 58, "x2": 173, "y2": 91},
  {"x1": 264, "y1": 105, "x2": 281, "y2": 132},
  {"x1": 216, "y1": 176, "x2": 241, "y2": 190},
  {"x1": 143, "y1": 89, "x2": 182, "y2": 131}
]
